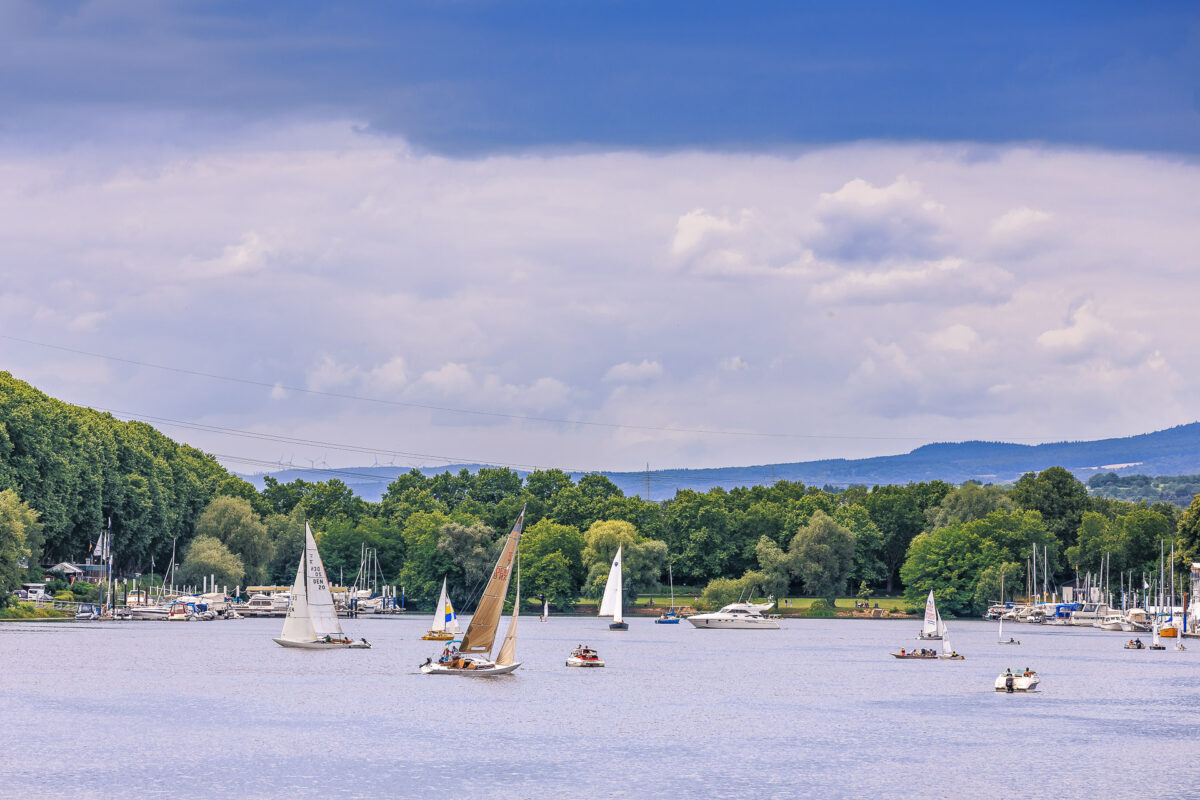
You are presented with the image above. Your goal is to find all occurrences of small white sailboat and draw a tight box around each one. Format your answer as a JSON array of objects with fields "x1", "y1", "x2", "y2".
[
  {"x1": 917, "y1": 590, "x2": 942, "y2": 640},
  {"x1": 420, "y1": 508, "x2": 525, "y2": 676},
  {"x1": 599, "y1": 544, "x2": 628, "y2": 631},
  {"x1": 273, "y1": 522, "x2": 370, "y2": 649},
  {"x1": 539, "y1": 596, "x2": 549, "y2": 623},
  {"x1": 422, "y1": 577, "x2": 460, "y2": 641},
  {"x1": 656, "y1": 562, "x2": 682, "y2": 624},
  {"x1": 939, "y1": 622, "x2": 964, "y2": 659}
]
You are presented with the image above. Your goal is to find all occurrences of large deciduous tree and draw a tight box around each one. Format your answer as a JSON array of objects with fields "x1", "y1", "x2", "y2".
[
  {"x1": 194, "y1": 496, "x2": 271, "y2": 582},
  {"x1": 178, "y1": 535, "x2": 245, "y2": 589},
  {"x1": 580, "y1": 520, "x2": 667, "y2": 599},
  {"x1": 0, "y1": 489, "x2": 40, "y2": 608},
  {"x1": 788, "y1": 510, "x2": 855, "y2": 605},
  {"x1": 1011, "y1": 467, "x2": 1089, "y2": 549}
]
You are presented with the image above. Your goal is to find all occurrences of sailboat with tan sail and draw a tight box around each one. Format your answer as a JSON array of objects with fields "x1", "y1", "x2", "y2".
[{"x1": 420, "y1": 507, "x2": 525, "y2": 676}]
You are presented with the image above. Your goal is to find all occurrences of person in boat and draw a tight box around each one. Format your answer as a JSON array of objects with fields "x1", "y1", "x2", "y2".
[
  {"x1": 1023, "y1": 667, "x2": 1033, "y2": 676},
  {"x1": 900, "y1": 648, "x2": 906, "y2": 656}
]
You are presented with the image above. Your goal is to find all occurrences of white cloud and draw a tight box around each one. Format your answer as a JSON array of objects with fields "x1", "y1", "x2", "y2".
[
  {"x1": 927, "y1": 323, "x2": 980, "y2": 353},
  {"x1": 604, "y1": 360, "x2": 663, "y2": 383},
  {"x1": 2, "y1": 130, "x2": 1197, "y2": 469}
]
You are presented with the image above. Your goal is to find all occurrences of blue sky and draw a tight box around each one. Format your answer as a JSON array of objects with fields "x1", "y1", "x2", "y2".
[
  {"x1": 3, "y1": 2, "x2": 1197, "y2": 154},
  {"x1": 0, "y1": 2, "x2": 1197, "y2": 474}
]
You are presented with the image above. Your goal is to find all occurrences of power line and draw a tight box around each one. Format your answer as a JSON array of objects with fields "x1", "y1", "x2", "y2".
[{"x1": 0, "y1": 333, "x2": 1043, "y2": 442}]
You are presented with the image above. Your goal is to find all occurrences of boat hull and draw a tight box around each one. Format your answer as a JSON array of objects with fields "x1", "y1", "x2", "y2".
[
  {"x1": 420, "y1": 660, "x2": 520, "y2": 676},
  {"x1": 995, "y1": 674, "x2": 1039, "y2": 691},
  {"x1": 566, "y1": 657, "x2": 605, "y2": 667},
  {"x1": 891, "y1": 653, "x2": 937, "y2": 659},
  {"x1": 687, "y1": 616, "x2": 779, "y2": 630},
  {"x1": 609, "y1": 621, "x2": 629, "y2": 631},
  {"x1": 916, "y1": 632, "x2": 942, "y2": 640},
  {"x1": 421, "y1": 632, "x2": 456, "y2": 641},
  {"x1": 273, "y1": 638, "x2": 371, "y2": 649}
]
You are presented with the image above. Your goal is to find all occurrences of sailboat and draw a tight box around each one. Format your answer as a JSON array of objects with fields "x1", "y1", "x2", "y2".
[
  {"x1": 998, "y1": 573, "x2": 1019, "y2": 645},
  {"x1": 917, "y1": 590, "x2": 943, "y2": 640},
  {"x1": 274, "y1": 522, "x2": 370, "y2": 649},
  {"x1": 939, "y1": 621, "x2": 964, "y2": 659},
  {"x1": 421, "y1": 577, "x2": 460, "y2": 641},
  {"x1": 1150, "y1": 609, "x2": 1165, "y2": 650},
  {"x1": 420, "y1": 508, "x2": 525, "y2": 676},
  {"x1": 655, "y1": 562, "x2": 681, "y2": 624},
  {"x1": 600, "y1": 544, "x2": 628, "y2": 631},
  {"x1": 539, "y1": 596, "x2": 549, "y2": 623}
]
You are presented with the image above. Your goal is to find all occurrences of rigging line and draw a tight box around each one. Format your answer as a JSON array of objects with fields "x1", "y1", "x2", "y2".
[
  {"x1": 0, "y1": 332, "x2": 1035, "y2": 442},
  {"x1": 97, "y1": 406, "x2": 595, "y2": 474}
]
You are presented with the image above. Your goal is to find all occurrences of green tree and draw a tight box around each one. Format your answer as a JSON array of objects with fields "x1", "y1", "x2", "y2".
[
  {"x1": 580, "y1": 520, "x2": 668, "y2": 599},
  {"x1": 1011, "y1": 467, "x2": 1089, "y2": 549},
  {"x1": 926, "y1": 483, "x2": 1015, "y2": 529},
  {"x1": 177, "y1": 535, "x2": 245, "y2": 589},
  {"x1": 520, "y1": 518, "x2": 586, "y2": 596},
  {"x1": 863, "y1": 481, "x2": 952, "y2": 592},
  {"x1": 0, "y1": 489, "x2": 40, "y2": 608},
  {"x1": 194, "y1": 496, "x2": 271, "y2": 582},
  {"x1": 264, "y1": 507, "x2": 306, "y2": 585},
  {"x1": 834, "y1": 504, "x2": 887, "y2": 589},
  {"x1": 788, "y1": 510, "x2": 855, "y2": 605},
  {"x1": 437, "y1": 521, "x2": 499, "y2": 603},
  {"x1": 901, "y1": 510, "x2": 1056, "y2": 616}
]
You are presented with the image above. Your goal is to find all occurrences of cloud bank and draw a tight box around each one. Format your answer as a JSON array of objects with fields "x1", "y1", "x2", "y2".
[{"x1": 0, "y1": 128, "x2": 1196, "y2": 472}]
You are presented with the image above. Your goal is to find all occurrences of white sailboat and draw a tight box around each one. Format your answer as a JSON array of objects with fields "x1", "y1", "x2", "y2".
[
  {"x1": 539, "y1": 596, "x2": 549, "y2": 623},
  {"x1": 274, "y1": 522, "x2": 370, "y2": 649},
  {"x1": 421, "y1": 577, "x2": 460, "y2": 640},
  {"x1": 917, "y1": 590, "x2": 943, "y2": 640},
  {"x1": 420, "y1": 508, "x2": 525, "y2": 676},
  {"x1": 599, "y1": 544, "x2": 628, "y2": 630},
  {"x1": 939, "y1": 621, "x2": 964, "y2": 659}
]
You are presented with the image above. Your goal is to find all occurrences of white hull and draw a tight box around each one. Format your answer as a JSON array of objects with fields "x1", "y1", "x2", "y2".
[
  {"x1": 995, "y1": 674, "x2": 1040, "y2": 691},
  {"x1": 916, "y1": 632, "x2": 943, "y2": 640},
  {"x1": 687, "y1": 616, "x2": 779, "y2": 629},
  {"x1": 566, "y1": 657, "x2": 605, "y2": 668},
  {"x1": 420, "y1": 659, "x2": 520, "y2": 676},
  {"x1": 273, "y1": 637, "x2": 371, "y2": 649}
]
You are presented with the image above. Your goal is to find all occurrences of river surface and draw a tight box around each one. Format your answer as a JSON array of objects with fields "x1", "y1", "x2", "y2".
[{"x1": 2, "y1": 614, "x2": 1198, "y2": 799}]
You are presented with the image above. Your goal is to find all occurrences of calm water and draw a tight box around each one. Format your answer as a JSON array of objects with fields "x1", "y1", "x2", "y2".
[{"x1": 3, "y1": 615, "x2": 1199, "y2": 799}]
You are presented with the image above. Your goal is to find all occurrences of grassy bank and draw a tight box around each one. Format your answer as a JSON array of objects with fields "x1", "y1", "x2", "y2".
[{"x1": 0, "y1": 602, "x2": 72, "y2": 620}]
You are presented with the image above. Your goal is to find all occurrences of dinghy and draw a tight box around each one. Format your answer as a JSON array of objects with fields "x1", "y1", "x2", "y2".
[
  {"x1": 600, "y1": 545, "x2": 628, "y2": 630},
  {"x1": 420, "y1": 508, "x2": 524, "y2": 676},
  {"x1": 274, "y1": 522, "x2": 371, "y2": 649},
  {"x1": 421, "y1": 577, "x2": 461, "y2": 640},
  {"x1": 917, "y1": 590, "x2": 943, "y2": 640}
]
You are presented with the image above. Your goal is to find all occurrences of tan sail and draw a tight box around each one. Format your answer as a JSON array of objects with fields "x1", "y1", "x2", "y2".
[
  {"x1": 496, "y1": 556, "x2": 520, "y2": 667},
  {"x1": 459, "y1": 507, "x2": 525, "y2": 655}
]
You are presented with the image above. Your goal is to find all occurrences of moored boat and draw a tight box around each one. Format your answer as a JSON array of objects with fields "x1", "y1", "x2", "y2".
[{"x1": 688, "y1": 601, "x2": 780, "y2": 629}]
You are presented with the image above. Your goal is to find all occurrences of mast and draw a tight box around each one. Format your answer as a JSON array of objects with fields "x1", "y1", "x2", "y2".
[{"x1": 459, "y1": 507, "x2": 525, "y2": 655}]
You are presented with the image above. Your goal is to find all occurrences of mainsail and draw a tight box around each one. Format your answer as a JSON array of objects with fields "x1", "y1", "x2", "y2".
[
  {"x1": 496, "y1": 558, "x2": 520, "y2": 667},
  {"x1": 279, "y1": 522, "x2": 344, "y2": 642},
  {"x1": 599, "y1": 544, "x2": 623, "y2": 623},
  {"x1": 922, "y1": 590, "x2": 939, "y2": 636},
  {"x1": 430, "y1": 577, "x2": 459, "y2": 634},
  {"x1": 459, "y1": 507, "x2": 525, "y2": 655}
]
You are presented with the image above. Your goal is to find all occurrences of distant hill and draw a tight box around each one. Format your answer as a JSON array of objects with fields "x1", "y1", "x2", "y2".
[{"x1": 237, "y1": 422, "x2": 1200, "y2": 502}]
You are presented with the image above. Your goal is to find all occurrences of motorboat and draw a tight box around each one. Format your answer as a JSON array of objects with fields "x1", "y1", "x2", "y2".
[
  {"x1": 995, "y1": 669, "x2": 1040, "y2": 692},
  {"x1": 891, "y1": 648, "x2": 938, "y2": 659},
  {"x1": 273, "y1": 522, "x2": 371, "y2": 649},
  {"x1": 167, "y1": 600, "x2": 195, "y2": 621},
  {"x1": 74, "y1": 603, "x2": 100, "y2": 621},
  {"x1": 566, "y1": 645, "x2": 605, "y2": 668},
  {"x1": 243, "y1": 593, "x2": 275, "y2": 615},
  {"x1": 1124, "y1": 639, "x2": 1147, "y2": 650},
  {"x1": 420, "y1": 508, "x2": 524, "y2": 676},
  {"x1": 687, "y1": 601, "x2": 780, "y2": 630},
  {"x1": 1069, "y1": 602, "x2": 1108, "y2": 626},
  {"x1": 1121, "y1": 608, "x2": 1150, "y2": 632},
  {"x1": 1098, "y1": 613, "x2": 1125, "y2": 632}
]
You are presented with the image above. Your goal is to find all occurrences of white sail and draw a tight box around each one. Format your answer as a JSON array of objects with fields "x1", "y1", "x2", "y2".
[
  {"x1": 922, "y1": 590, "x2": 938, "y2": 636},
  {"x1": 542, "y1": 598, "x2": 549, "y2": 619},
  {"x1": 279, "y1": 522, "x2": 344, "y2": 642},
  {"x1": 279, "y1": 544, "x2": 313, "y2": 642},
  {"x1": 496, "y1": 560, "x2": 520, "y2": 667},
  {"x1": 940, "y1": 623, "x2": 952, "y2": 656},
  {"x1": 935, "y1": 609, "x2": 947, "y2": 638},
  {"x1": 599, "y1": 544, "x2": 623, "y2": 623},
  {"x1": 998, "y1": 614, "x2": 1004, "y2": 642},
  {"x1": 430, "y1": 578, "x2": 449, "y2": 633}
]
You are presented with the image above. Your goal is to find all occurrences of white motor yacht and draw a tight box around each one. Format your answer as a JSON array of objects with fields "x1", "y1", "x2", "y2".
[
  {"x1": 687, "y1": 601, "x2": 780, "y2": 630},
  {"x1": 1097, "y1": 613, "x2": 1125, "y2": 631}
]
